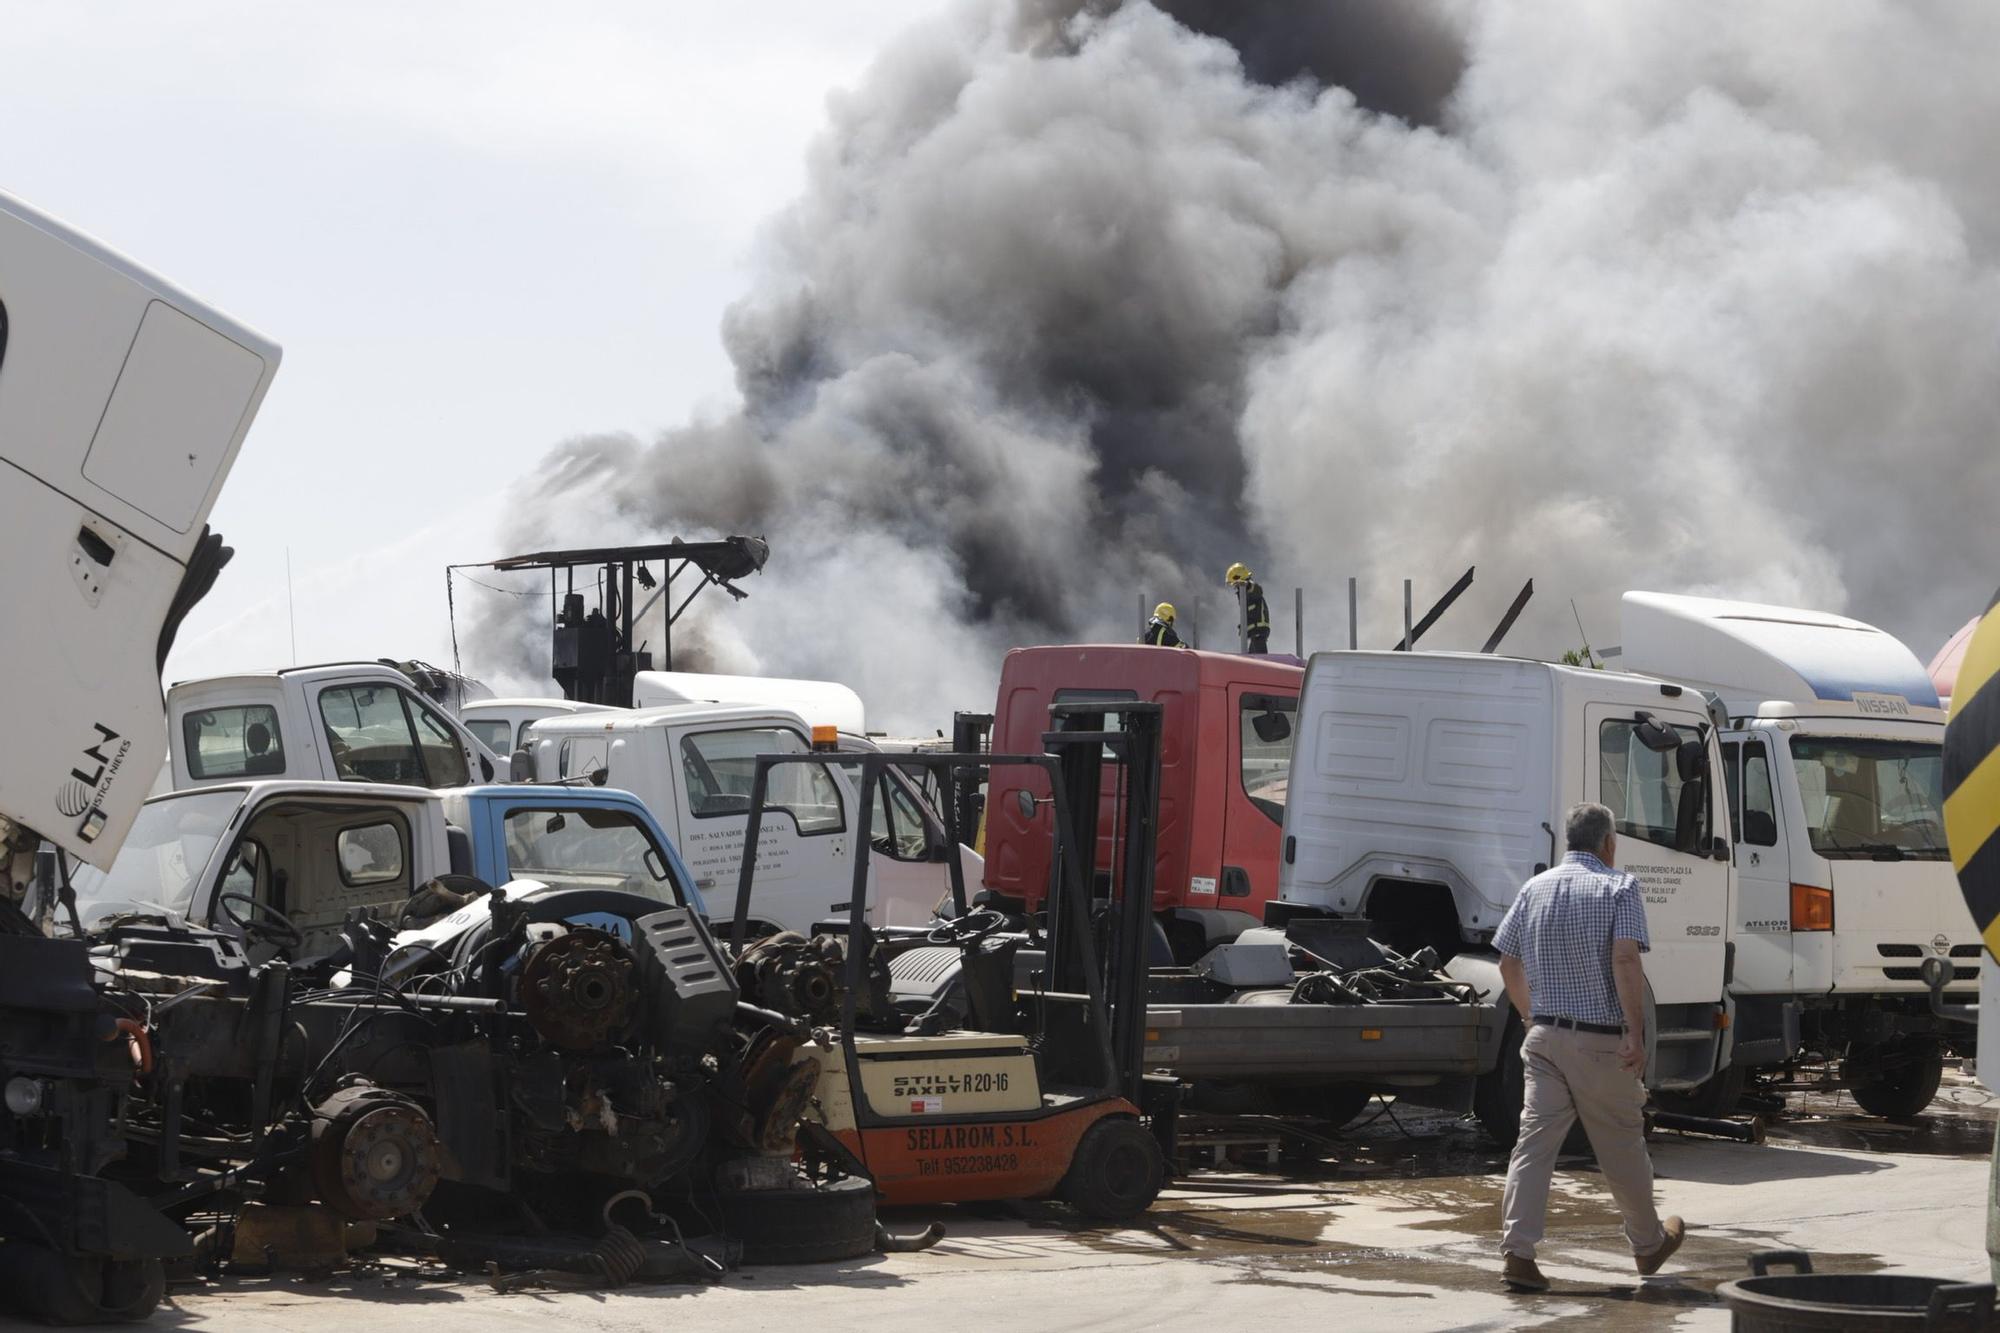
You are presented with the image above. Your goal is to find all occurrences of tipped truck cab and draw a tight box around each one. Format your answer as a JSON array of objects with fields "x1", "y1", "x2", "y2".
[
  {"x1": 0, "y1": 191, "x2": 280, "y2": 876},
  {"x1": 168, "y1": 663, "x2": 507, "y2": 792}
]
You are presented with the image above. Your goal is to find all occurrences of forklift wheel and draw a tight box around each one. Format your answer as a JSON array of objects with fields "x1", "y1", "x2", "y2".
[
  {"x1": 717, "y1": 1174, "x2": 878, "y2": 1265},
  {"x1": 1059, "y1": 1118, "x2": 1165, "y2": 1221}
]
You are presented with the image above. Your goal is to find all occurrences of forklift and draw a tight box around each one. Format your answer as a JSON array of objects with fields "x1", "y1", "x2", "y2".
[{"x1": 728, "y1": 702, "x2": 1178, "y2": 1219}]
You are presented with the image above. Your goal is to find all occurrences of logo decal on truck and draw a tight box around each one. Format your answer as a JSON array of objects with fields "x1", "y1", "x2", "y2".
[
  {"x1": 55, "y1": 722, "x2": 131, "y2": 818},
  {"x1": 1852, "y1": 691, "x2": 1912, "y2": 717}
]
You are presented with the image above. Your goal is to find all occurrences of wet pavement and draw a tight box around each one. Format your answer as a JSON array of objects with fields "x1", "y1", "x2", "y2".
[{"x1": 158, "y1": 1072, "x2": 1996, "y2": 1332}]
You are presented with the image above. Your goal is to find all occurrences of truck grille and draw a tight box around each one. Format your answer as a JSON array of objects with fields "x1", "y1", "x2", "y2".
[
  {"x1": 1876, "y1": 944, "x2": 1922, "y2": 958},
  {"x1": 1882, "y1": 965, "x2": 1976, "y2": 982},
  {"x1": 1951, "y1": 944, "x2": 1983, "y2": 958}
]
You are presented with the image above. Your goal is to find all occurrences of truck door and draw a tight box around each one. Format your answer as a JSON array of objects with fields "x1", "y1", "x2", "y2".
[
  {"x1": 1584, "y1": 705, "x2": 1728, "y2": 1006},
  {"x1": 669, "y1": 724, "x2": 850, "y2": 935},
  {"x1": 863, "y1": 765, "x2": 981, "y2": 928},
  {"x1": 1722, "y1": 734, "x2": 1793, "y2": 994},
  {"x1": 1223, "y1": 687, "x2": 1297, "y2": 913}
]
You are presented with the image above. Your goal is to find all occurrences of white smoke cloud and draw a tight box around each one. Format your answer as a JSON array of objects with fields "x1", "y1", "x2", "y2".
[{"x1": 481, "y1": 0, "x2": 2000, "y2": 728}]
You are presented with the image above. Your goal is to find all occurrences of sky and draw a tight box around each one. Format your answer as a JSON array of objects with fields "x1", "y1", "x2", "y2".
[{"x1": 0, "y1": 1, "x2": 939, "y2": 684}]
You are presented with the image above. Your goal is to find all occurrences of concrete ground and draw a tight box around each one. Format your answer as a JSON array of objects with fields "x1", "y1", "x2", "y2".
[{"x1": 157, "y1": 1075, "x2": 1997, "y2": 1333}]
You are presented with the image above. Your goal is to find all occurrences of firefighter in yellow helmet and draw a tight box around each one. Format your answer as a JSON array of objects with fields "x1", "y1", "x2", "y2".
[
  {"x1": 1226, "y1": 563, "x2": 1271, "y2": 654},
  {"x1": 1141, "y1": 602, "x2": 1184, "y2": 648}
]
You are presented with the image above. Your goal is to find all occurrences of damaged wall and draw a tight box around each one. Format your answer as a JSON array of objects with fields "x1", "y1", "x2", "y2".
[{"x1": 477, "y1": 0, "x2": 2000, "y2": 728}]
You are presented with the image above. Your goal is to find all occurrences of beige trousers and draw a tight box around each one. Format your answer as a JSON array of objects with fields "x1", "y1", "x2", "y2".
[{"x1": 1500, "y1": 1023, "x2": 1665, "y2": 1260}]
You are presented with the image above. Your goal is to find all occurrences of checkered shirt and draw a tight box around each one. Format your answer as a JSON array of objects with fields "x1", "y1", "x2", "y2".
[{"x1": 1492, "y1": 850, "x2": 1650, "y2": 1029}]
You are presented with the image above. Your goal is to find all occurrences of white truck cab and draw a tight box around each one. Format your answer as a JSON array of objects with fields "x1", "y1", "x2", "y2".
[
  {"x1": 1621, "y1": 592, "x2": 1973, "y2": 1115},
  {"x1": 0, "y1": 191, "x2": 280, "y2": 885},
  {"x1": 460, "y1": 697, "x2": 621, "y2": 762},
  {"x1": 168, "y1": 664, "x2": 506, "y2": 793},
  {"x1": 1274, "y1": 650, "x2": 1735, "y2": 1095},
  {"x1": 527, "y1": 703, "x2": 978, "y2": 936}
]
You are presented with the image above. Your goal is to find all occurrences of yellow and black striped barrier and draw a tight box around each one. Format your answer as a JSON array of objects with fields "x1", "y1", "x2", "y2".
[{"x1": 1946, "y1": 590, "x2": 2000, "y2": 959}]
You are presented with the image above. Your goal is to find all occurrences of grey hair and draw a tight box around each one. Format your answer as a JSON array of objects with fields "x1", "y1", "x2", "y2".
[{"x1": 1564, "y1": 802, "x2": 1615, "y2": 853}]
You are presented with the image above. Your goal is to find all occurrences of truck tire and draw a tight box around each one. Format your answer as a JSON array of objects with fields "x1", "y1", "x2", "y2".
[
  {"x1": 1269, "y1": 1084, "x2": 1374, "y2": 1129},
  {"x1": 1847, "y1": 1037, "x2": 1946, "y2": 1120},
  {"x1": 1472, "y1": 1017, "x2": 1589, "y2": 1155},
  {"x1": 1474, "y1": 1014, "x2": 1528, "y2": 1149},
  {"x1": 1059, "y1": 1117, "x2": 1165, "y2": 1221},
  {"x1": 717, "y1": 1174, "x2": 878, "y2": 1265},
  {"x1": 1655, "y1": 1063, "x2": 1746, "y2": 1119}
]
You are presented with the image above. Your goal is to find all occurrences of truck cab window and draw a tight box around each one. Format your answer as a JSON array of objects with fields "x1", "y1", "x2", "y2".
[
  {"x1": 1238, "y1": 693, "x2": 1298, "y2": 825},
  {"x1": 871, "y1": 771, "x2": 933, "y2": 861},
  {"x1": 501, "y1": 806, "x2": 684, "y2": 901},
  {"x1": 1598, "y1": 718, "x2": 1707, "y2": 850},
  {"x1": 184, "y1": 704, "x2": 286, "y2": 779},
  {"x1": 407, "y1": 694, "x2": 469, "y2": 786},
  {"x1": 1789, "y1": 737, "x2": 1946, "y2": 859},
  {"x1": 319, "y1": 686, "x2": 423, "y2": 784},
  {"x1": 680, "y1": 728, "x2": 844, "y2": 835},
  {"x1": 466, "y1": 720, "x2": 512, "y2": 755},
  {"x1": 1741, "y1": 742, "x2": 1778, "y2": 846}
]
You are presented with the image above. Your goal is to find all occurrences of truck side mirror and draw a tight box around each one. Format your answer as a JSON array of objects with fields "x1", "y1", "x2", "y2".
[
  {"x1": 1675, "y1": 738, "x2": 1705, "y2": 784},
  {"x1": 1252, "y1": 711, "x2": 1292, "y2": 744},
  {"x1": 510, "y1": 747, "x2": 532, "y2": 781},
  {"x1": 1015, "y1": 789, "x2": 1040, "y2": 821}
]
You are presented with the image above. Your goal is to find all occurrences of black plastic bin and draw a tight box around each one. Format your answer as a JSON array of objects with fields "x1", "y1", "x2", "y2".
[{"x1": 1716, "y1": 1251, "x2": 1995, "y2": 1331}]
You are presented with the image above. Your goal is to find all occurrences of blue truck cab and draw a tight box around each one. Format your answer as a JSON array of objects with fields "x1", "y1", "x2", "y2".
[{"x1": 440, "y1": 784, "x2": 708, "y2": 918}]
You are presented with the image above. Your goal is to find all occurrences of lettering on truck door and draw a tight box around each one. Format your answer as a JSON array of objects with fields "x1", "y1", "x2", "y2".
[{"x1": 1583, "y1": 705, "x2": 1729, "y2": 1005}]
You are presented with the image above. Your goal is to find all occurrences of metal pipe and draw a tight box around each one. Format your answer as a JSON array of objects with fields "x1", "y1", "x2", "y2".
[
  {"x1": 1482, "y1": 579, "x2": 1535, "y2": 654},
  {"x1": 1403, "y1": 580, "x2": 1413, "y2": 650},
  {"x1": 1294, "y1": 587, "x2": 1303, "y2": 658},
  {"x1": 1647, "y1": 1109, "x2": 1766, "y2": 1144},
  {"x1": 1348, "y1": 578, "x2": 1357, "y2": 650}
]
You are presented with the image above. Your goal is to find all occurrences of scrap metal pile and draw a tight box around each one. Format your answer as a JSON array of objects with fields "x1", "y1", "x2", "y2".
[{"x1": 0, "y1": 883, "x2": 877, "y2": 1324}]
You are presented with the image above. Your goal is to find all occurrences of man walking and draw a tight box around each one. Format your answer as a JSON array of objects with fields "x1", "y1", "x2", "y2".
[{"x1": 1493, "y1": 802, "x2": 1685, "y2": 1292}]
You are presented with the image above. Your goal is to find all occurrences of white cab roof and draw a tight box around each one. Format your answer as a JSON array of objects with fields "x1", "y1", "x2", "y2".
[
  {"x1": 631, "y1": 670, "x2": 864, "y2": 733},
  {"x1": 1621, "y1": 591, "x2": 1942, "y2": 721}
]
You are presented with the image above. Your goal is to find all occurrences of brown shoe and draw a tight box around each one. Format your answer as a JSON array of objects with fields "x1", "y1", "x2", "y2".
[
  {"x1": 1502, "y1": 1253, "x2": 1550, "y2": 1292},
  {"x1": 1635, "y1": 1216, "x2": 1686, "y2": 1275}
]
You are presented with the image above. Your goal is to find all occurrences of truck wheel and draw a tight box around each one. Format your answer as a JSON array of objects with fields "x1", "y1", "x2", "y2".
[
  {"x1": 1060, "y1": 1117, "x2": 1165, "y2": 1221},
  {"x1": 1289, "y1": 1084, "x2": 1374, "y2": 1129},
  {"x1": 1847, "y1": 1037, "x2": 1946, "y2": 1120},
  {"x1": 1655, "y1": 1063, "x2": 1746, "y2": 1119},
  {"x1": 1474, "y1": 1014, "x2": 1528, "y2": 1150},
  {"x1": 717, "y1": 1174, "x2": 878, "y2": 1265},
  {"x1": 1472, "y1": 1017, "x2": 1588, "y2": 1155}
]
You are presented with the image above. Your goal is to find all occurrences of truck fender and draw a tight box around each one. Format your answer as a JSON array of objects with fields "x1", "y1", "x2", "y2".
[{"x1": 1442, "y1": 951, "x2": 1513, "y2": 1075}]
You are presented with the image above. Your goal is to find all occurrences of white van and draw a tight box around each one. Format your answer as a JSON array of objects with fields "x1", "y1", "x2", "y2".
[
  {"x1": 1621, "y1": 592, "x2": 1976, "y2": 1115},
  {"x1": 1274, "y1": 650, "x2": 1735, "y2": 1097},
  {"x1": 461, "y1": 697, "x2": 620, "y2": 762},
  {"x1": 528, "y1": 704, "x2": 977, "y2": 936}
]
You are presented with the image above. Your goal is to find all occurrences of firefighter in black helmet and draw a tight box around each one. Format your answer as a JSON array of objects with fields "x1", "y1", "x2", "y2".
[
  {"x1": 1141, "y1": 602, "x2": 1184, "y2": 648},
  {"x1": 1227, "y1": 563, "x2": 1270, "y2": 654}
]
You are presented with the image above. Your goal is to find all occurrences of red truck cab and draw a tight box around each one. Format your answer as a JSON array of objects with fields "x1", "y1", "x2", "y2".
[{"x1": 981, "y1": 645, "x2": 1303, "y2": 960}]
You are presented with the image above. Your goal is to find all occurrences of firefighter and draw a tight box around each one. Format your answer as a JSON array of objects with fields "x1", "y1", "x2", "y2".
[
  {"x1": 1227, "y1": 563, "x2": 1271, "y2": 654},
  {"x1": 1141, "y1": 602, "x2": 1184, "y2": 648}
]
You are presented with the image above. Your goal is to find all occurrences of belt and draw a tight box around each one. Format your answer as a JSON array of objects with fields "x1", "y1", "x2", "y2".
[{"x1": 1532, "y1": 1014, "x2": 1624, "y2": 1036}]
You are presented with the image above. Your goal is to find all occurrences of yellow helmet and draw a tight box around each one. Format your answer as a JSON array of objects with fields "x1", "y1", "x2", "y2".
[
  {"x1": 1154, "y1": 602, "x2": 1177, "y2": 623},
  {"x1": 1226, "y1": 562, "x2": 1252, "y2": 586}
]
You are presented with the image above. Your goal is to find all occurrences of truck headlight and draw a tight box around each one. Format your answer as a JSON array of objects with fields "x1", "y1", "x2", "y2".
[{"x1": 4, "y1": 1076, "x2": 45, "y2": 1116}]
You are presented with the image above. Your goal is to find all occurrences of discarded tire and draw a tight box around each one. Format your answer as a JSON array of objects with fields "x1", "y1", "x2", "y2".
[
  {"x1": 1059, "y1": 1117, "x2": 1165, "y2": 1221},
  {"x1": 0, "y1": 1245, "x2": 162, "y2": 1324},
  {"x1": 1847, "y1": 1038, "x2": 1945, "y2": 1120},
  {"x1": 718, "y1": 1174, "x2": 877, "y2": 1265}
]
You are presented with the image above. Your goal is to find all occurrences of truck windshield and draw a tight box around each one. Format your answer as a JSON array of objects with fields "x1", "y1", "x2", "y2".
[
  {"x1": 501, "y1": 806, "x2": 688, "y2": 903},
  {"x1": 66, "y1": 790, "x2": 244, "y2": 927},
  {"x1": 1789, "y1": 737, "x2": 1947, "y2": 860}
]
